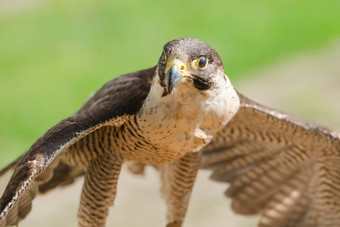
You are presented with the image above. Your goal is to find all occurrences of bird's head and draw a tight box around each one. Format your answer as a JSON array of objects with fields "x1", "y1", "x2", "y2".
[
  {"x1": 157, "y1": 38, "x2": 226, "y2": 100},
  {"x1": 146, "y1": 38, "x2": 240, "y2": 139}
]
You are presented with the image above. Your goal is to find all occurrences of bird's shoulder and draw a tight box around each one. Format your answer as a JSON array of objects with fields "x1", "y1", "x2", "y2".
[{"x1": 78, "y1": 66, "x2": 156, "y2": 115}]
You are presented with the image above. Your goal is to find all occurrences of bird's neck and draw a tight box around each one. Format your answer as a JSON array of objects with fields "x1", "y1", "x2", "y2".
[{"x1": 136, "y1": 74, "x2": 240, "y2": 155}]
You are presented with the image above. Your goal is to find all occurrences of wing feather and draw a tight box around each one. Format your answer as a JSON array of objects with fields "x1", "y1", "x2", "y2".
[
  {"x1": 202, "y1": 93, "x2": 340, "y2": 226},
  {"x1": 0, "y1": 67, "x2": 155, "y2": 226}
]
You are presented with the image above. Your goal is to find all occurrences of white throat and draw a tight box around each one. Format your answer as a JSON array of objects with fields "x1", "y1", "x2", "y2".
[{"x1": 137, "y1": 71, "x2": 240, "y2": 155}]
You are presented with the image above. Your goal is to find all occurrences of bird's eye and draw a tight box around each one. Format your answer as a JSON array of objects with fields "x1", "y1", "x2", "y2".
[{"x1": 195, "y1": 56, "x2": 208, "y2": 69}]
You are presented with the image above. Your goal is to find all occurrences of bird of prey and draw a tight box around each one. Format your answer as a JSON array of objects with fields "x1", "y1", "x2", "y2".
[{"x1": 0, "y1": 38, "x2": 339, "y2": 227}]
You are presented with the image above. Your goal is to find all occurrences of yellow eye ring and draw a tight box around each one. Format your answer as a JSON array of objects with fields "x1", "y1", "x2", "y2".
[
  {"x1": 163, "y1": 50, "x2": 167, "y2": 63},
  {"x1": 194, "y1": 56, "x2": 208, "y2": 69}
]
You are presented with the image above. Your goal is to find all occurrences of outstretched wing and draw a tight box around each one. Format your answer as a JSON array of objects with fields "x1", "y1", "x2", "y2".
[
  {"x1": 202, "y1": 93, "x2": 340, "y2": 227},
  {"x1": 0, "y1": 67, "x2": 155, "y2": 226}
]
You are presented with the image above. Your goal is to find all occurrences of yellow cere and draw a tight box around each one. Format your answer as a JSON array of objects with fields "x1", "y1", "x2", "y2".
[
  {"x1": 166, "y1": 58, "x2": 187, "y2": 72},
  {"x1": 165, "y1": 58, "x2": 195, "y2": 81}
]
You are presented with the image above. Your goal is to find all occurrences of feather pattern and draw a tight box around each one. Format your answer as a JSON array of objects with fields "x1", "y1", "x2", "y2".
[
  {"x1": 1, "y1": 38, "x2": 340, "y2": 227},
  {"x1": 202, "y1": 93, "x2": 340, "y2": 226},
  {"x1": 0, "y1": 67, "x2": 155, "y2": 226}
]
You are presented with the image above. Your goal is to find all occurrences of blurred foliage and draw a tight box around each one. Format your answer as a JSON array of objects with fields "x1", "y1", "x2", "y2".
[{"x1": 0, "y1": 0, "x2": 339, "y2": 167}]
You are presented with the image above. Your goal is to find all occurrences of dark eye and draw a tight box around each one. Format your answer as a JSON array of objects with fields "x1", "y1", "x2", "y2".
[
  {"x1": 193, "y1": 78, "x2": 211, "y2": 90},
  {"x1": 197, "y1": 56, "x2": 208, "y2": 69}
]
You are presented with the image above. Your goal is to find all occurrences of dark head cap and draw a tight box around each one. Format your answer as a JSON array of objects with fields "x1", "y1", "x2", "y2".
[{"x1": 161, "y1": 38, "x2": 223, "y2": 68}]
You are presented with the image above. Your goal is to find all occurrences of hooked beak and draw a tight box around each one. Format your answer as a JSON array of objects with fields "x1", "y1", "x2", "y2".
[{"x1": 166, "y1": 64, "x2": 184, "y2": 94}]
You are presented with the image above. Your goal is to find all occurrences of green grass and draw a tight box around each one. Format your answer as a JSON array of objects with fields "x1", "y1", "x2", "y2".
[{"x1": 0, "y1": 0, "x2": 340, "y2": 167}]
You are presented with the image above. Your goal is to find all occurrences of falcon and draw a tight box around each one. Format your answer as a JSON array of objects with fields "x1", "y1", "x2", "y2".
[{"x1": 0, "y1": 38, "x2": 339, "y2": 227}]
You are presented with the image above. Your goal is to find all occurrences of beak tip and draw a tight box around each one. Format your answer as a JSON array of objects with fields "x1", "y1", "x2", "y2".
[{"x1": 166, "y1": 65, "x2": 183, "y2": 94}]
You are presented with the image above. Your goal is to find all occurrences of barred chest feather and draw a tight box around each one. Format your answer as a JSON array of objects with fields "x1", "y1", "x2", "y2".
[
  {"x1": 119, "y1": 76, "x2": 240, "y2": 165},
  {"x1": 64, "y1": 76, "x2": 240, "y2": 166}
]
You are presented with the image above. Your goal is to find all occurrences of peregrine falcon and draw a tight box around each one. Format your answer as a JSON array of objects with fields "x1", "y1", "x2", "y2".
[{"x1": 0, "y1": 38, "x2": 339, "y2": 227}]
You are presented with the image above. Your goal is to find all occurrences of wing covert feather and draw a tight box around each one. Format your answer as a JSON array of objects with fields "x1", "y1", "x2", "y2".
[
  {"x1": 0, "y1": 67, "x2": 155, "y2": 226},
  {"x1": 202, "y1": 93, "x2": 340, "y2": 227}
]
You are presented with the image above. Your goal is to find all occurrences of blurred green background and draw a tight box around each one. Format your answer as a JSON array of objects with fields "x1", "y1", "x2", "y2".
[
  {"x1": 0, "y1": 0, "x2": 340, "y2": 226},
  {"x1": 0, "y1": 0, "x2": 340, "y2": 172}
]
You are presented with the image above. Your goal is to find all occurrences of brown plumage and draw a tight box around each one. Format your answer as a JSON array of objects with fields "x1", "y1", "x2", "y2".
[
  {"x1": 0, "y1": 67, "x2": 154, "y2": 227},
  {"x1": 0, "y1": 38, "x2": 339, "y2": 227},
  {"x1": 202, "y1": 94, "x2": 340, "y2": 226}
]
